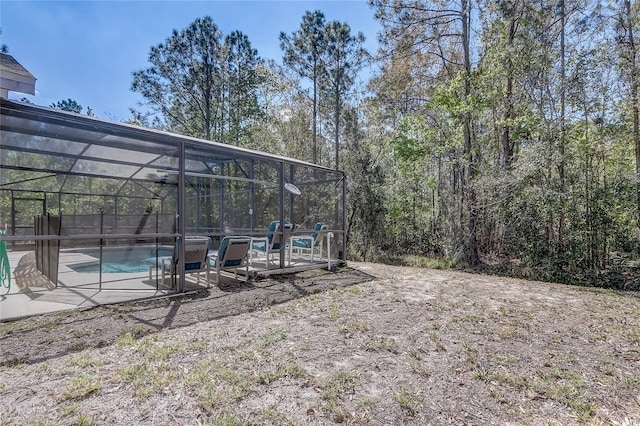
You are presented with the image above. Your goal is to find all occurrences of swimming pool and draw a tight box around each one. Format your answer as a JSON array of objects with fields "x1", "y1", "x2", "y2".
[{"x1": 67, "y1": 246, "x2": 173, "y2": 273}]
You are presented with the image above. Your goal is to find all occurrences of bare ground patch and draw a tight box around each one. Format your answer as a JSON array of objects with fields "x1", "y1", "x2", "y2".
[{"x1": 0, "y1": 262, "x2": 639, "y2": 425}]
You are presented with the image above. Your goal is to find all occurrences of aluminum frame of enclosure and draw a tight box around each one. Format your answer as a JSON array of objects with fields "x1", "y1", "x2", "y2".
[{"x1": 0, "y1": 98, "x2": 346, "y2": 292}]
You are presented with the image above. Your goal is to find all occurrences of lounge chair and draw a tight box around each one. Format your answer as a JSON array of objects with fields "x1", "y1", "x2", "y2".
[
  {"x1": 290, "y1": 222, "x2": 328, "y2": 262},
  {"x1": 251, "y1": 221, "x2": 294, "y2": 268},
  {"x1": 209, "y1": 236, "x2": 251, "y2": 284},
  {"x1": 147, "y1": 236, "x2": 210, "y2": 288}
]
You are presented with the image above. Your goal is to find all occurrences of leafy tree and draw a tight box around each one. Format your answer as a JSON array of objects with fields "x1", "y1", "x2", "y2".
[
  {"x1": 50, "y1": 98, "x2": 83, "y2": 114},
  {"x1": 372, "y1": 0, "x2": 480, "y2": 265},
  {"x1": 244, "y1": 60, "x2": 316, "y2": 159},
  {"x1": 132, "y1": 16, "x2": 264, "y2": 142},
  {"x1": 280, "y1": 10, "x2": 328, "y2": 164},
  {"x1": 132, "y1": 17, "x2": 223, "y2": 139},
  {"x1": 322, "y1": 21, "x2": 368, "y2": 170},
  {"x1": 342, "y1": 103, "x2": 388, "y2": 261},
  {"x1": 1, "y1": 29, "x2": 7, "y2": 53},
  {"x1": 616, "y1": 0, "x2": 640, "y2": 245},
  {"x1": 366, "y1": 0, "x2": 639, "y2": 285},
  {"x1": 224, "y1": 31, "x2": 266, "y2": 146},
  {"x1": 280, "y1": 13, "x2": 368, "y2": 169}
]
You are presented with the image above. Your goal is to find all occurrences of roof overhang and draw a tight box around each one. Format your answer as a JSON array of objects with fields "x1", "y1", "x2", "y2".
[{"x1": 0, "y1": 53, "x2": 36, "y2": 96}]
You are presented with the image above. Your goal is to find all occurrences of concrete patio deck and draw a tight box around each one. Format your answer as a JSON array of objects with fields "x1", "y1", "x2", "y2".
[
  {"x1": 0, "y1": 249, "x2": 336, "y2": 322},
  {"x1": 0, "y1": 250, "x2": 181, "y2": 321}
]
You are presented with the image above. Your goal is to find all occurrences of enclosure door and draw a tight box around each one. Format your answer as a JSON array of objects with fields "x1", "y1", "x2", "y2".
[{"x1": 11, "y1": 197, "x2": 44, "y2": 250}]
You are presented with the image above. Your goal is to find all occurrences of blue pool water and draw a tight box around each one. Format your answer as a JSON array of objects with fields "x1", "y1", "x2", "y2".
[{"x1": 68, "y1": 246, "x2": 173, "y2": 273}]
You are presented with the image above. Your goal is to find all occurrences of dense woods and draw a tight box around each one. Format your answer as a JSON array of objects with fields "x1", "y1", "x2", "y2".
[{"x1": 129, "y1": 2, "x2": 640, "y2": 288}]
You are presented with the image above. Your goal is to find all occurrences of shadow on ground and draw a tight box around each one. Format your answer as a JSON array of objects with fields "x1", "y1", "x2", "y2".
[
  {"x1": 13, "y1": 252, "x2": 56, "y2": 299},
  {"x1": 0, "y1": 266, "x2": 375, "y2": 366}
]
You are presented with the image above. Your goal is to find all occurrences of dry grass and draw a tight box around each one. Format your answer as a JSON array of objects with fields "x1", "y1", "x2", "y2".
[{"x1": 0, "y1": 262, "x2": 639, "y2": 425}]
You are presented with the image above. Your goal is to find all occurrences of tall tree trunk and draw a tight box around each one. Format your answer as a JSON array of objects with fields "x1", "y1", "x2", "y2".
[
  {"x1": 204, "y1": 68, "x2": 212, "y2": 140},
  {"x1": 335, "y1": 71, "x2": 340, "y2": 170},
  {"x1": 558, "y1": 0, "x2": 567, "y2": 253},
  {"x1": 626, "y1": 0, "x2": 640, "y2": 244},
  {"x1": 502, "y1": 64, "x2": 514, "y2": 169},
  {"x1": 313, "y1": 58, "x2": 318, "y2": 164},
  {"x1": 462, "y1": 0, "x2": 479, "y2": 265},
  {"x1": 502, "y1": 16, "x2": 518, "y2": 169}
]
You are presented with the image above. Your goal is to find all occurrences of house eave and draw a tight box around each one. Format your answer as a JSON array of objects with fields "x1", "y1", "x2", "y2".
[
  {"x1": 0, "y1": 53, "x2": 37, "y2": 96},
  {"x1": 0, "y1": 72, "x2": 36, "y2": 96}
]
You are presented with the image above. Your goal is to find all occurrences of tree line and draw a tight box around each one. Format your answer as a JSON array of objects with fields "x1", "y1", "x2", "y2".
[{"x1": 359, "y1": 0, "x2": 638, "y2": 287}]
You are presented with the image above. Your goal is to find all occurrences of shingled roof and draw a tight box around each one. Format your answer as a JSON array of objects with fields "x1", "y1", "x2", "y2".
[{"x1": 0, "y1": 52, "x2": 36, "y2": 97}]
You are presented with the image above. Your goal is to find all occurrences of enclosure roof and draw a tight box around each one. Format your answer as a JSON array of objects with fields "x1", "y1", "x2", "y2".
[{"x1": 0, "y1": 98, "x2": 343, "y2": 195}]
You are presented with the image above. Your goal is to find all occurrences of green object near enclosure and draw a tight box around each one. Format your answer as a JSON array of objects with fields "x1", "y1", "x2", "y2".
[{"x1": 0, "y1": 230, "x2": 10, "y2": 295}]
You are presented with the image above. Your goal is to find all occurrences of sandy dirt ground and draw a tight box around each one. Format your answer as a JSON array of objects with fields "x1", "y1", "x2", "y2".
[{"x1": 0, "y1": 262, "x2": 639, "y2": 425}]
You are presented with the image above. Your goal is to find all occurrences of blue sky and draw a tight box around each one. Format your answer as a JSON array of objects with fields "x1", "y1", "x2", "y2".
[{"x1": 1, "y1": 0, "x2": 380, "y2": 121}]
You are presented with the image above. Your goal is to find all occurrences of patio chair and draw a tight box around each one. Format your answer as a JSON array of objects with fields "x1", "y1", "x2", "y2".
[
  {"x1": 147, "y1": 236, "x2": 210, "y2": 288},
  {"x1": 209, "y1": 236, "x2": 251, "y2": 285},
  {"x1": 251, "y1": 221, "x2": 294, "y2": 268},
  {"x1": 290, "y1": 222, "x2": 329, "y2": 263}
]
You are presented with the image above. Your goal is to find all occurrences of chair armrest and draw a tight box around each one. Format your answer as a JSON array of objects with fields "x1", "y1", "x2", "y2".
[
  {"x1": 291, "y1": 235, "x2": 314, "y2": 246},
  {"x1": 251, "y1": 236, "x2": 269, "y2": 250},
  {"x1": 159, "y1": 256, "x2": 172, "y2": 269},
  {"x1": 289, "y1": 235, "x2": 315, "y2": 248},
  {"x1": 207, "y1": 250, "x2": 219, "y2": 267}
]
